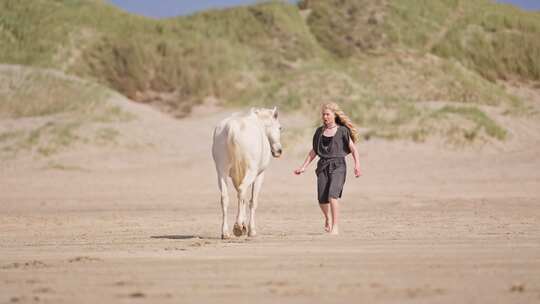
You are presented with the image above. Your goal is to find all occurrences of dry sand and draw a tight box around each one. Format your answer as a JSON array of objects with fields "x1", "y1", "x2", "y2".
[{"x1": 1, "y1": 92, "x2": 540, "y2": 304}]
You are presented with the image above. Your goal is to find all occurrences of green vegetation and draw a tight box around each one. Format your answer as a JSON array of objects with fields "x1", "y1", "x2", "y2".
[
  {"x1": 432, "y1": 1, "x2": 540, "y2": 82},
  {"x1": 0, "y1": 66, "x2": 109, "y2": 118},
  {"x1": 1, "y1": 0, "x2": 321, "y2": 117},
  {"x1": 306, "y1": 0, "x2": 540, "y2": 81},
  {"x1": 1, "y1": 0, "x2": 539, "y2": 148},
  {"x1": 431, "y1": 106, "x2": 507, "y2": 141},
  {"x1": 0, "y1": 65, "x2": 131, "y2": 158},
  {"x1": 43, "y1": 161, "x2": 88, "y2": 171}
]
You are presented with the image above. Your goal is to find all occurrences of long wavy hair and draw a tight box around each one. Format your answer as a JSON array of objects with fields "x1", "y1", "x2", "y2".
[{"x1": 321, "y1": 102, "x2": 359, "y2": 143}]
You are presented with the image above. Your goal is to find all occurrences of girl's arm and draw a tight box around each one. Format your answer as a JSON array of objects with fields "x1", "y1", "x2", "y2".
[
  {"x1": 294, "y1": 149, "x2": 317, "y2": 175},
  {"x1": 349, "y1": 139, "x2": 361, "y2": 177}
]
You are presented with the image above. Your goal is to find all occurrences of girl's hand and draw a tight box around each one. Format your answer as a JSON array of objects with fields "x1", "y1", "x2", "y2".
[
  {"x1": 354, "y1": 167, "x2": 361, "y2": 178},
  {"x1": 294, "y1": 167, "x2": 305, "y2": 175}
]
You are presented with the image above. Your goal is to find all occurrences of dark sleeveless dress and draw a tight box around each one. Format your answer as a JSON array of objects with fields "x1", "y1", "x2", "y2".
[{"x1": 312, "y1": 125, "x2": 352, "y2": 204}]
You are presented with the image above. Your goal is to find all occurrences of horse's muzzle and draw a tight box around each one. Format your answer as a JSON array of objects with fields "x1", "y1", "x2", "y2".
[{"x1": 272, "y1": 148, "x2": 282, "y2": 158}]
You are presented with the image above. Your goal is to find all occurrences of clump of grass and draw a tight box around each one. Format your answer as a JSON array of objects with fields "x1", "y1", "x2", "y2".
[
  {"x1": 306, "y1": 0, "x2": 540, "y2": 83},
  {"x1": 0, "y1": 130, "x2": 24, "y2": 142},
  {"x1": 343, "y1": 102, "x2": 507, "y2": 144},
  {"x1": 305, "y1": 0, "x2": 389, "y2": 57},
  {"x1": 431, "y1": 1, "x2": 540, "y2": 82},
  {"x1": 0, "y1": 66, "x2": 132, "y2": 158},
  {"x1": 430, "y1": 105, "x2": 507, "y2": 140},
  {"x1": 0, "y1": 66, "x2": 108, "y2": 118},
  {"x1": 340, "y1": 95, "x2": 424, "y2": 141},
  {"x1": 9, "y1": 121, "x2": 85, "y2": 157},
  {"x1": 92, "y1": 105, "x2": 135, "y2": 123},
  {"x1": 384, "y1": 0, "x2": 461, "y2": 49},
  {"x1": 348, "y1": 52, "x2": 522, "y2": 109},
  {"x1": 4, "y1": 120, "x2": 121, "y2": 158},
  {"x1": 44, "y1": 161, "x2": 88, "y2": 171},
  {"x1": 95, "y1": 127, "x2": 120, "y2": 145}
]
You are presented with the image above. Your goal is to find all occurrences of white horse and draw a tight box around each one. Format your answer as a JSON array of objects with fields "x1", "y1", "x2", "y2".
[{"x1": 212, "y1": 107, "x2": 282, "y2": 239}]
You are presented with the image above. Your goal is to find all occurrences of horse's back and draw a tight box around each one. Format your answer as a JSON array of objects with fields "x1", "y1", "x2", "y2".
[
  {"x1": 212, "y1": 113, "x2": 267, "y2": 186},
  {"x1": 212, "y1": 114, "x2": 250, "y2": 167}
]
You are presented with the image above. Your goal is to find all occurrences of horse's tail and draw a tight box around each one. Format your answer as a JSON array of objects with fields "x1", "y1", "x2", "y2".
[{"x1": 226, "y1": 123, "x2": 248, "y2": 190}]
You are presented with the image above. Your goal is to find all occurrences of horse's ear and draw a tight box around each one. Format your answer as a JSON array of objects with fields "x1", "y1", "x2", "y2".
[{"x1": 272, "y1": 107, "x2": 278, "y2": 119}]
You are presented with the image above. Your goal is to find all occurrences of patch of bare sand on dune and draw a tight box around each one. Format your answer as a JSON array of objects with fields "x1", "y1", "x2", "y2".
[
  {"x1": 0, "y1": 92, "x2": 231, "y2": 172},
  {"x1": 499, "y1": 84, "x2": 540, "y2": 145}
]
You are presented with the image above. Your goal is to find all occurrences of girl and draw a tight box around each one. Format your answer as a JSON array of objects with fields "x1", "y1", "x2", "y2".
[{"x1": 294, "y1": 102, "x2": 361, "y2": 235}]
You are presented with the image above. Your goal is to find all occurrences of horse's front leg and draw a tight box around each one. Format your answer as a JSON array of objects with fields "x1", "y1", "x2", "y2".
[{"x1": 248, "y1": 172, "x2": 265, "y2": 237}]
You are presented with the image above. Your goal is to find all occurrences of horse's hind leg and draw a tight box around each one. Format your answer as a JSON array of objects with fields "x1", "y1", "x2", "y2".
[
  {"x1": 234, "y1": 169, "x2": 257, "y2": 237},
  {"x1": 218, "y1": 174, "x2": 230, "y2": 239},
  {"x1": 233, "y1": 193, "x2": 248, "y2": 237},
  {"x1": 233, "y1": 199, "x2": 246, "y2": 237},
  {"x1": 248, "y1": 172, "x2": 264, "y2": 237},
  {"x1": 233, "y1": 198, "x2": 247, "y2": 236}
]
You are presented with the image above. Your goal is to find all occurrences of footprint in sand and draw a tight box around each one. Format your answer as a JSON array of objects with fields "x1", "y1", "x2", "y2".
[
  {"x1": 1, "y1": 260, "x2": 48, "y2": 269},
  {"x1": 128, "y1": 292, "x2": 146, "y2": 298},
  {"x1": 510, "y1": 283, "x2": 525, "y2": 293},
  {"x1": 33, "y1": 287, "x2": 53, "y2": 294},
  {"x1": 68, "y1": 256, "x2": 103, "y2": 263},
  {"x1": 164, "y1": 247, "x2": 187, "y2": 251},
  {"x1": 189, "y1": 240, "x2": 213, "y2": 247},
  {"x1": 9, "y1": 296, "x2": 41, "y2": 303}
]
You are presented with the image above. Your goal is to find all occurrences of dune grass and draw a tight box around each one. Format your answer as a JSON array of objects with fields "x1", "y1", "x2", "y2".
[
  {"x1": 306, "y1": 0, "x2": 540, "y2": 82},
  {"x1": 1, "y1": 0, "x2": 537, "y2": 147},
  {"x1": 431, "y1": 0, "x2": 540, "y2": 82},
  {"x1": 227, "y1": 51, "x2": 518, "y2": 143},
  {"x1": 0, "y1": 66, "x2": 132, "y2": 158},
  {"x1": 0, "y1": 67, "x2": 107, "y2": 118},
  {"x1": 1, "y1": 0, "x2": 320, "y2": 117},
  {"x1": 431, "y1": 105, "x2": 507, "y2": 141}
]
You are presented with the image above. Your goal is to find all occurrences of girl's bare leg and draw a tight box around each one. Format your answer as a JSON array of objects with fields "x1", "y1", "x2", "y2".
[
  {"x1": 319, "y1": 203, "x2": 331, "y2": 232},
  {"x1": 329, "y1": 198, "x2": 339, "y2": 235}
]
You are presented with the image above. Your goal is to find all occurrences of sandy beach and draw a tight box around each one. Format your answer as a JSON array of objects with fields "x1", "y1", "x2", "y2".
[{"x1": 1, "y1": 94, "x2": 540, "y2": 303}]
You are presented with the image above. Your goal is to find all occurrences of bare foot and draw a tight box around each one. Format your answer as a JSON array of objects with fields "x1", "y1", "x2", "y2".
[
  {"x1": 324, "y1": 219, "x2": 331, "y2": 232},
  {"x1": 330, "y1": 225, "x2": 339, "y2": 235}
]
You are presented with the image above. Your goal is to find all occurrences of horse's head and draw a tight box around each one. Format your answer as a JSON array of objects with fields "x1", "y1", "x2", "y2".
[{"x1": 253, "y1": 107, "x2": 282, "y2": 158}]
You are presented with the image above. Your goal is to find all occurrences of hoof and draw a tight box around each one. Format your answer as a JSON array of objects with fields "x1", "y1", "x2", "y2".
[
  {"x1": 233, "y1": 224, "x2": 244, "y2": 237},
  {"x1": 248, "y1": 230, "x2": 257, "y2": 237},
  {"x1": 221, "y1": 233, "x2": 231, "y2": 240}
]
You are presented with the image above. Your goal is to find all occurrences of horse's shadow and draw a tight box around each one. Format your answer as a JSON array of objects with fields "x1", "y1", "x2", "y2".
[{"x1": 150, "y1": 235, "x2": 221, "y2": 240}]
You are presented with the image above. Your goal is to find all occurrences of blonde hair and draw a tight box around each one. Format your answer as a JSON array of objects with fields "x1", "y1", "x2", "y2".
[{"x1": 321, "y1": 102, "x2": 359, "y2": 143}]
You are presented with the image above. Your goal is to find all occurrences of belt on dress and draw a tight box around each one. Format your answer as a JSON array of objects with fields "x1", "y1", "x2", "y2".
[{"x1": 316, "y1": 157, "x2": 345, "y2": 175}]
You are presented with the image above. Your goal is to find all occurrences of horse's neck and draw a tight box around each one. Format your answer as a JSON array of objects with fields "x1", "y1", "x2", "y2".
[
  {"x1": 251, "y1": 115, "x2": 266, "y2": 132},
  {"x1": 252, "y1": 116, "x2": 271, "y2": 152}
]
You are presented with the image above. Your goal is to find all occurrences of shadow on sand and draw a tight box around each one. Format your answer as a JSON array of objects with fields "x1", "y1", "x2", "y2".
[
  {"x1": 151, "y1": 235, "x2": 221, "y2": 240},
  {"x1": 151, "y1": 235, "x2": 197, "y2": 240}
]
